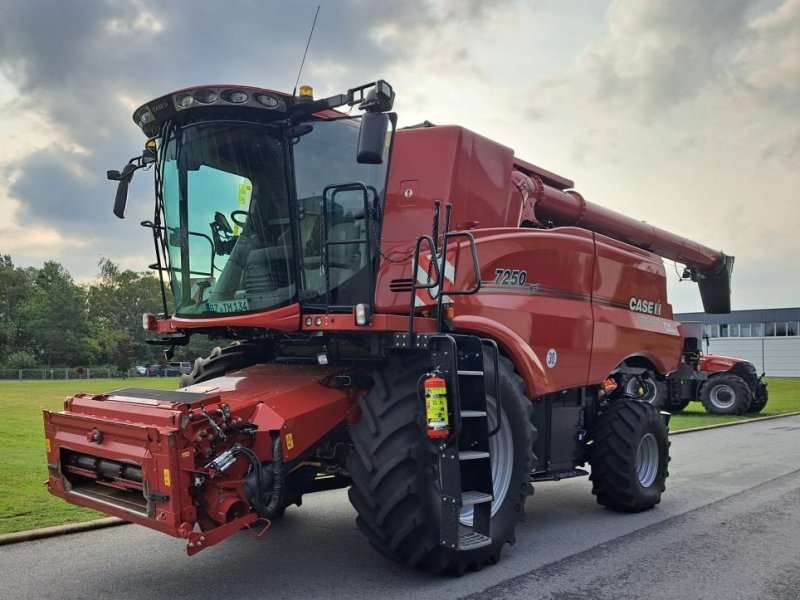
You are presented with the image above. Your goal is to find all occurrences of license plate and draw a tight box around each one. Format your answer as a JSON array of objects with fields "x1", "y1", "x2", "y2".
[{"x1": 206, "y1": 299, "x2": 249, "y2": 313}]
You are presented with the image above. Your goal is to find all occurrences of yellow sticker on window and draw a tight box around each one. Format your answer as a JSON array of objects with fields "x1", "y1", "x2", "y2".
[
  {"x1": 237, "y1": 182, "x2": 251, "y2": 205},
  {"x1": 45, "y1": 438, "x2": 51, "y2": 454},
  {"x1": 285, "y1": 433, "x2": 294, "y2": 450},
  {"x1": 163, "y1": 468, "x2": 171, "y2": 487}
]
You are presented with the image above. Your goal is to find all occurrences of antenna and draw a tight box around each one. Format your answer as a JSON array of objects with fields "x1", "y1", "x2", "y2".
[{"x1": 292, "y1": 5, "x2": 320, "y2": 97}]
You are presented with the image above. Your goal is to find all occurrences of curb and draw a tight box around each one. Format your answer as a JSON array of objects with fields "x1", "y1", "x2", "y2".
[
  {"x1": 2, "y1": 412, "x2": 799, "y2": 546},
  {"x1": 669, "y1": 410, "x2": 800, "y2": 435},
  {"x1": 0, "y1": 517, "x2": 126, "y2": 546}
]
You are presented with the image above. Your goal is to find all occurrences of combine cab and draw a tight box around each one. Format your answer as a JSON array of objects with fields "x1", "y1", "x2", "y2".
[{"x1": 44, "y1": 79, "x2": 735, "y2": 573}]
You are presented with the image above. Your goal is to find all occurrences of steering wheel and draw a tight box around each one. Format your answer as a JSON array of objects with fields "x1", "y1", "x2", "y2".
[{"x1": 230, "y1": 210, "x2": 249, "y2": 227}]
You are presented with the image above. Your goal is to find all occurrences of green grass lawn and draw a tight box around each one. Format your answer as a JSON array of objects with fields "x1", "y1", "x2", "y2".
[
  {"x1": 668, "y1": 378, "x2": 800, "y2": 430},
  {"x1": 0, "y1": 377, "x2": 179, "y2": 535},
  {"x1": 1, "y1": 377, "x2": 798, "y2": 536}
]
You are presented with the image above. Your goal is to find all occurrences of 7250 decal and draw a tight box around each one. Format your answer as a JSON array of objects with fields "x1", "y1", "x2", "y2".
[{"x1": 494, "y1": 268, "x2": 527, "y2": 286}]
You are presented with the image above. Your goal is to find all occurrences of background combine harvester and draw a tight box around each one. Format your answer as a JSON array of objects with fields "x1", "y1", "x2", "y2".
[{"x1": 44, "y1": 79, "x2": 735, "y2": 573}]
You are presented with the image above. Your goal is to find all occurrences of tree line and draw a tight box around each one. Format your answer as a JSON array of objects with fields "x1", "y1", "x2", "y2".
[{"x1": 0, "y1": 255, "x2": 215, "y2": 372}]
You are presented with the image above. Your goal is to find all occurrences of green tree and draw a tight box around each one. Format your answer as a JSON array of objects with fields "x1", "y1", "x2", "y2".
[
  {"x1": 86, "y1": 258, "x2": 172, "y2": 364},
  {"x1": 0, "y1": 255, "x2": 36, "y2": 363},
  {"x1": 1, "y1": 349, "x2": 39, "y2": 369},
  {"x1": 16, "y1": 261, "x2": 88, "y2": 367}
]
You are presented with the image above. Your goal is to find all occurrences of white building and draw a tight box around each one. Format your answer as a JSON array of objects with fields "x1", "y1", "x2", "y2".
[{"x1": 674, "y1": 307, "x2": 800, "y2": 378}]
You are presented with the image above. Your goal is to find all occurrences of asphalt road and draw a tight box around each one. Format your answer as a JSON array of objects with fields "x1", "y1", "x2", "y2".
[{"x1": 2, "y1": 416, "x2": 800, "y2": 600}]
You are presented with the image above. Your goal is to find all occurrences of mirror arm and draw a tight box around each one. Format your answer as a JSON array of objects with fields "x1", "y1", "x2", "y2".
[{"x1": 108, "y1": 152, "x2": 152, "y2": 219}]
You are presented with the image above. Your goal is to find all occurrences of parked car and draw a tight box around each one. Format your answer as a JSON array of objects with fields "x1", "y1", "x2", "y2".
[
  {"x1": 134, "y1": 365, "x2": 147, "y2": 376},
  {"x1": 169, "y1": 361, "x2": 192, "y2": 375},
  {"x1": 146, "y1": 364, "x2": 164, "y2": 377}
]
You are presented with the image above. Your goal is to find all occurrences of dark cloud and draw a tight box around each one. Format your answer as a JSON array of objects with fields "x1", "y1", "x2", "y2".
[{"x1": 1, "y1": 0, "x2": 491, "y2": 277}]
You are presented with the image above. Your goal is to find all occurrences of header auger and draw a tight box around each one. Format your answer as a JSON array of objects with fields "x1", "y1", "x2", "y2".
[{"x1": 44, "y1": 78, "x2": 733, "y2": 573}]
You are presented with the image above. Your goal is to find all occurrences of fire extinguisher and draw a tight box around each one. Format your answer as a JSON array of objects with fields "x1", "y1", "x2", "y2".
[{"x1": 424, "y1": 373, "x2": 450, "y2": 439}]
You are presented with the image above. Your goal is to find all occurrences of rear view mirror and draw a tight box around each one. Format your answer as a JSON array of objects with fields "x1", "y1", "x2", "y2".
[
  {"x1": 108, "y1": 163, "x2": 138, "y2": 219},
  {"x1": 357, "y1": 112, "x2": 389, "y2": 164}
]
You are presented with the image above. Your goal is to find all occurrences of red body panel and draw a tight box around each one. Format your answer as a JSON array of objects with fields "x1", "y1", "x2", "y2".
[
  {"x1": 697, "y1": 354, "x2": 746, "y2": 373},
  {"x1": 374, "y1": 126, "x2": 684, "y2": 396}
]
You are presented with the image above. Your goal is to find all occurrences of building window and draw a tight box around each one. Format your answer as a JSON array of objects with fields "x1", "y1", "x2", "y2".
[
  {"x1": 752, "y1": 323, "x2": 764, "y2": 337},
  {"x1": 765, "y1": 322, "x2": 776, "y2": 336},
  {"x1": 720, "y1": 324, "x2": 729, "y2": 337},
  {"x1": 729, "y1": 323, "x2": 739, "y2": 337},
  {"x1": 740, "y1": 323, "x2": 751, "y2": 337},
  {"x1": 775, "y1": 322, "x2": 787, "y2": 336},
  {"x1": 789, "y1": 322, "x2": 799, "y2": 336}
]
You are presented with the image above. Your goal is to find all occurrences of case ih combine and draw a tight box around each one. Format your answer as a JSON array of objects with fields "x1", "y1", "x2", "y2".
[{"x1": 43, "y1": 80, "x2": 736, "y2": 573}]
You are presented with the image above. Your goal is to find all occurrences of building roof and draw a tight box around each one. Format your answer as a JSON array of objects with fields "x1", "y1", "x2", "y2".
[{"x1": 674, "y1": 307, "x2": 800, "y2": 325}]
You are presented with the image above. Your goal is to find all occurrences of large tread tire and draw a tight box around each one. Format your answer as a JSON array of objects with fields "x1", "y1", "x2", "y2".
[
  {"x1": 700, "y1": 374, "x2": 752, "y2": 415},
  {"x1": 748, "y1": 383, "x2": 768, "y2": 414},
  {"x1": 588, "y1": 400, "x2": 669, "y2": 513},
  {"x1": 347, "y1": 352, "x2": 534, "y2": 573}
]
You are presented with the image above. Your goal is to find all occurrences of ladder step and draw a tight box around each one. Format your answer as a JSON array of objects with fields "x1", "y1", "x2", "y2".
[
  {"x1": 461, "y1": 410, "x2": 487, "y2": 418},
  {"x1": 461, "y1": 490, "x2": 493, "y2": 506},
  {"x1": 458, "y1": 531, "x2": 492, "y2": 551},
  {"x1": 459, "y1": 451, "x2": 490, "y2": 461},
  {"x1": 457, "y1": 370, "x2": 484, "y2": 376}
]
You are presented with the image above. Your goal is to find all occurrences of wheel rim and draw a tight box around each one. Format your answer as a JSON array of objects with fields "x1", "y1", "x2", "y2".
[
  {"x1": 460, "y1": 399, "x2": 513, "y2": 526},
  {"x1": 635, "y1": 433, "x2": 659, "y2": 488},
  {"x1": 709, "y1": 384, "x2": 736, "y2": 409},
  {"x1": 625, "y1": 376, "x2": 656, "y2": 404}
]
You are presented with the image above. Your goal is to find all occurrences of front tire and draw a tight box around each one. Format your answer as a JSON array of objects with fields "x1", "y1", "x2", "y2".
[
  {"x1": 588, "y1": 400, "x2": 669, "y2": 513},
  {"x1": 346, "y1": 353, "x2": 534, "y2": 573},
  {"x1": 748, "y1": 382, "x2": 768, "y2": 414},
  {"x1": 700, "y1": 374, "x2": 752, "y2": 415}
]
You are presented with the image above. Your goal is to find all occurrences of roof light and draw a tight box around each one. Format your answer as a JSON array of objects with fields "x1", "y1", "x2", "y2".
[
  {"x1": 298, "y1": 85, "x2": 314, "y2": 99},
  {"x1": 255, "y1": 93, "x2": 279, "y2": 108},
  {"x1": 222, "y1": 89, "x2": 248, "y2": 104},
  {"x1": 175, "y1": 93, "x2": 194, "y2": 109},
  {"x1": 193, "y1": 89, "x2": 219, "y2": 104}
]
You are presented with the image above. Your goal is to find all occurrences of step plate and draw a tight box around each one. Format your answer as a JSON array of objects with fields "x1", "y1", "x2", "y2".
[
  {"x1": 462, "y1": 490, "x2": 493, "y2": 506},
  {"x1": 461, "y1": 410, "x2": 487, "y2": 418},
  {"x1": 459, "y1": 451, "x2": 490, "y2": 460},
  {"x1": 459, "y1": 531, "x2": 492, "y2": 551}
]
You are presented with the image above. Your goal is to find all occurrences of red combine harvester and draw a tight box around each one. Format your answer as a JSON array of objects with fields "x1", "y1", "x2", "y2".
[{"x1": 43, "y1": 80, "x2": 735, "y2": 573}]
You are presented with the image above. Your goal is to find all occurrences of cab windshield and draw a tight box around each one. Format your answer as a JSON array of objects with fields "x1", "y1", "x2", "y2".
[{"x1": 159, "y1": 117, "x2": 388, "y2": 318}]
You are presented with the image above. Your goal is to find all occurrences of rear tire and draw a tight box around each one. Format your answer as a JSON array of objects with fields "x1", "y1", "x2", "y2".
[
  {"x1": 347, "y1": 352, "x2": 534, "y2": 573},
  {"x1": 588, "y1": 400, "x2": 669, "y2": 512},
  {"x1": 700, "y1": 374, "x2": 752, "y2": 415}
]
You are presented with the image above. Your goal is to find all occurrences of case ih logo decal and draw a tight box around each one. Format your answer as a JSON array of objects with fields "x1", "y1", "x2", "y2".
[{"x1": 629, "y1": 297, "x2": 662, "y2": 316}]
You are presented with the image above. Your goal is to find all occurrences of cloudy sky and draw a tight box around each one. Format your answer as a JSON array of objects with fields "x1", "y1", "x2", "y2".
[{"x1": 0, "y1": 0, "x2": 797, "y2": 313}]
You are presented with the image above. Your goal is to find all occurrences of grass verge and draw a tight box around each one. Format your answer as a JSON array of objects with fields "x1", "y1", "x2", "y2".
[
  {"x1": 668, "y1": 378, "x2": 800, "y2": 430},
  {"x1": 0, "y1": 378, "x2": 179, "y2": 535},
  {"x1": 0, "y1": 377, "x2": 798, "y2": 536}
]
